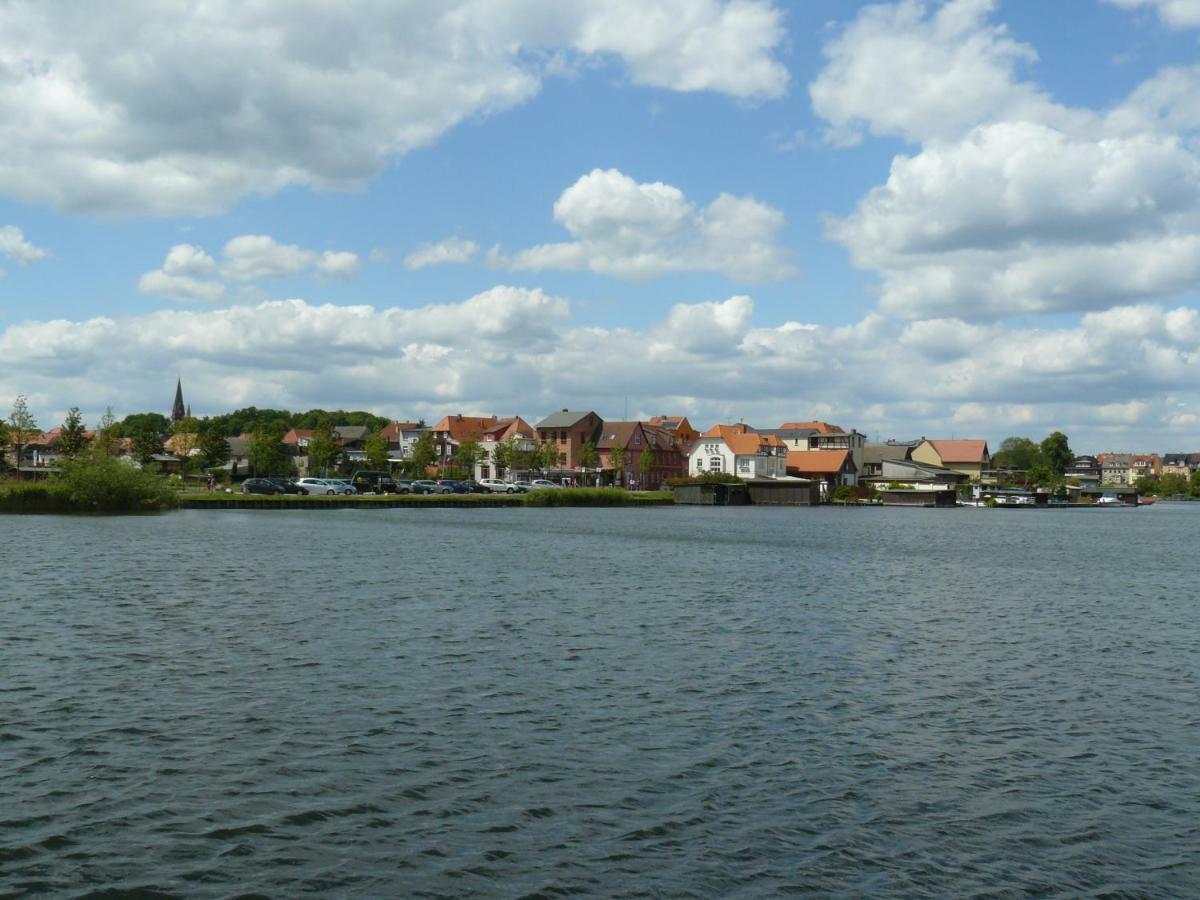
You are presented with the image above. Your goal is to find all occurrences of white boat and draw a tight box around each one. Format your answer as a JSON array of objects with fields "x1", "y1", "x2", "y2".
[{"x1": 1095, "y1": 494, "x2": 1122, "y2": 506}]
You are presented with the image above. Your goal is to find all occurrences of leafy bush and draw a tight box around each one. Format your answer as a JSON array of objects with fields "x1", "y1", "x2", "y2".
[
  {"x1": 0, "y1": 454, "x2": 179, "y2": 513},
  {"x1": 53, "y1": 455, "x2": 179, "y2": 512},
  {"x1": 522, "y1": 487, "x2": 635, "y2": 507}
]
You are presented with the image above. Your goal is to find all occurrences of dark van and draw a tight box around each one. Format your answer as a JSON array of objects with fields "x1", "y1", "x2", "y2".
[{"x1": 349, "y1": 470, "x2": 402, "y2": 494}]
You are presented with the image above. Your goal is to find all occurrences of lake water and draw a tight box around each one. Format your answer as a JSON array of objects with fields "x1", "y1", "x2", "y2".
[{"x1": 2, "y1": 504, "x2": 1198, "y2": 897}]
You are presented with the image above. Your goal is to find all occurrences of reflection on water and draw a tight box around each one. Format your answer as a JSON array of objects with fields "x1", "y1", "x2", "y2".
[{"x1": 2, "y1": 505, "x2": 1198, "y2": 896}]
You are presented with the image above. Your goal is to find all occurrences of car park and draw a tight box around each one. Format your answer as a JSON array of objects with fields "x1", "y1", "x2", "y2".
[
  {"x1": 295, "y1": 477, "x2": 348, "y2": 495},
  {"x1": 478, "y1": 478, "x2": 519, "y2": 493},
  {"x1": 349, "y1": 470, "x2": 400, "y2": 494},
  {"x1": 411, "y1": 479, "x2": 451, "y2": 494},
  {"x1": 265, "y1": 476, "x2": 308, "y2": 494},
  {"x1": 241, "y1": 477, "x2": 284, "y2": 494}
]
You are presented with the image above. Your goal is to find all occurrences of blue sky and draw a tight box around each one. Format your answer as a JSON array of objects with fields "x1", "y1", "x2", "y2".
[{"x1": 2, "y1": 0, "x2": 1200, "y2": 452}]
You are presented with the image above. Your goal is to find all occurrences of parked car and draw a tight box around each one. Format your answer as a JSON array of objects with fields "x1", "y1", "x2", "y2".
[
  {"x1": 510, "y1": 481, "x2": 534, "y2": 493},
  {"x1": 479, "y1": 478, "x2": 519, "y2": 494},
  {"x1": 325, "y1": 479, "x2": 359, "y2": 495},
  {"x1": 295, "y1": 477, "x2": 346, "y2": 495},
  {"x1": 241, "y1": 477, "x2": 284, "y2": 495},
  {"x1": 349, "y1": 470, "x2": 400, "y2": 494},
  {"x1": 392, "y1": 479, "x2": 414, "y2": 494},
  {"x1": 436, "y1": 479, "x2": 472, "y2": 494},
  {"x1": 265, "y1": 476, "x2": 308, "y2": 494},
  {"x1": 411, "y1": 479, "x2": 451, "y2": 494},
  {"x1": 456, "y1": 480, "x2": 483, "y2": 493},
  {"x1": 529, "y1": 479, "x2": 562, "y2": 489}
]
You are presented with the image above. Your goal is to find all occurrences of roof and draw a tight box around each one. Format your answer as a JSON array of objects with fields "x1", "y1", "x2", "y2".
[
  {"x1": 779, "y1": 420, "x2": 843, "y2": 434},
  {"x1": 863, "y1": 442, "x2": 915, "y2": 465},
  {"x1": 430, "y1": 414, "x2": 499, "y2": 442},
  {"x1": 701, "y1": 423, "x2": 784, "y2": 456},
  {"x1": 480, "y1": 416, "x2": 536, "y2": 442},
  {"x1": 926, "y1": 439, "x2": 989, "y2": 464},
  {"x1": 334, "y1": 425, "x2": 370, "y2": 442},
  {"x1": 536, "y1": 409, "x2": 598, "y2": 429},
  {"x1": 597, "y1": 421, "x2": 642, "y2": 450},
  {"x1": 786, "y1": 450, "x2": 852, "y2": 474},
  {"x1": 380, "y1": 421, "x2": 425, "y2": 440},
  {"x1": 282, "y1": 428, "x2": 315, "y2": 445}
]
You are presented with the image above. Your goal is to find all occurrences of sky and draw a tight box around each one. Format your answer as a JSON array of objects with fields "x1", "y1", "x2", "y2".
[{"x1": 2, "y1": 0, "x2": 1200, "y2": 453}]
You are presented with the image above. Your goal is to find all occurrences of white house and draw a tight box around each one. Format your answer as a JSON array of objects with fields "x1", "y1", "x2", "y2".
[{"x1": 688, "y1": 424, "x2": 788, "y2": 480}]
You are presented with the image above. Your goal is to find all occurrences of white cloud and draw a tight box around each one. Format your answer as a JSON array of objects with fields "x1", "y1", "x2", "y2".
[
  {"x1": 162, "y1": 243, "x2": 217, "y2": 277},
  {"x1": 1104, "y1": 0, "x2": 1200, "y2": 28},
  {"x1": 498, "y1": 168, "x2": 796, "y2": 282},
  {"x1": 0, "y1": 225, "x2": 48, "y2": 265},
  {"x1": 137, "y1": 270, "x2": 227, "y2": 304},
  {"x1": 814, "y1": 0, "x2": 1200, "y2": 319},
  {"x1": 5, "y1": 286, "x2": 1200, "y2": 451},
  {"x1": 809, "y1": 0, "x2": 1071, "y2": 146},
  {"x1": 0, "y1": 1, "x2": 787, "y2": 215},
  {"x1": 405, "y1": 237, "x2": 479, "y2": 270},
  {"x1": 220, "y1": 235, "x2": 316, "y2": 281},
  {"x1": 316, "y1": 251, "x2": 362, "y2": 279},
  {"x1": 139, "y1": 236, "x2": 360, "y2": 302}
]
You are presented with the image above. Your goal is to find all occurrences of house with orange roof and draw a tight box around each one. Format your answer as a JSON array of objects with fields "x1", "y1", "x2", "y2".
[
  {"x1": 759, "y1": 420, "x2": 867, "y2": 478},
  {"x1": 477, "y1": 416, "x2": 537, "y2": 480},
  {"x1": 647, "y1": 415, "x2": 700, "y2": 448},
  {"x1": 786, "y1": 450, "x2": 859, "y2": 497},
  {"x1": 430, "y1": 414, "x2": 501, "y2": 467},
  {"x1": 912, "y1": 439, "x2": 991, "y2": 481},
  {"x1": 688, "y1": 423, "x2": 788, "y2": 480}
]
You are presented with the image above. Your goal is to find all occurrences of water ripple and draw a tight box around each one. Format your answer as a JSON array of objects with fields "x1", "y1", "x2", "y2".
[{"x1": 1, "y1": 506, "x2": 1198, "y2": 896}]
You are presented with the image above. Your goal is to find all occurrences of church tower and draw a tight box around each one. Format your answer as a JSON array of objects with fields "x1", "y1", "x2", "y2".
[{"x1": 171, "y1": 377, "x2": 186, "y2": 422}]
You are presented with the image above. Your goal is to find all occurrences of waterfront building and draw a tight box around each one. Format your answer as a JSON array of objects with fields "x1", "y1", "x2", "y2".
[
  {"x1": 912, "y1": 439, "x2": 991, "y2": 482},
  {"x1": 688, "y1": 424, "x2": 787, "y2": 480},
  {"x1": 596, "y1": 420, "x2": 688, "y2": 489},
  {"x1": 534, "y1": 410, "x2": 604, "y2": 471}
]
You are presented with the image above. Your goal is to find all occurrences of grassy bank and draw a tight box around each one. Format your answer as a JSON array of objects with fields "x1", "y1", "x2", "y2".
[
  {"x1": 523, "y1": 488, "x2": 673, "y2": 506},
  {"x1": 1, "y1": 456, "x2": 179, "y2": 513}
]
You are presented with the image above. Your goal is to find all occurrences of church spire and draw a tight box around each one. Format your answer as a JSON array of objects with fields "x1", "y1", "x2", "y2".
[{"x1": 171, "y1": 377, "x2": 185, "y2": 422}]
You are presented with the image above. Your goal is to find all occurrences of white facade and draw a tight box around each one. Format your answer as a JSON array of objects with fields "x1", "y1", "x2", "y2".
[{"x1": 687, "y1": 439, "x2": 787, "y2": 480}]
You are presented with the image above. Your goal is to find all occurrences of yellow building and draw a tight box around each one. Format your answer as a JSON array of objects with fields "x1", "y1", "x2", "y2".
[{"x1": 912, "y1": 439, "x2": 991, "y2": 481}]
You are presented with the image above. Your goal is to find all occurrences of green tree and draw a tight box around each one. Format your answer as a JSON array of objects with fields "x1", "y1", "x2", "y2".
[
  {"x1": 198, "y1": 423, "x2": 231, "y2": 469},
  {"x1": 58, "y1": 407, "x2": 88, "y2": 459},
  {"x1": 406, "y1": 431, "x2": 437, "y2": 477},
  {"x1": 1040, "y1": 431, "x2": 1073, "y2": 476},
  {"x1": 638, "y1": 445, "x2": 654, "y2": 487},
  {"x1": 130, "y1": 426, "x2": 164, "y2": 466},
  {"x1": 1025, "y1": 463, "x2": 1054, "y2": 488},
  {"x1": 993, "y1": 436, "x2": 1041, "y2": 471},
  {"x1": 169, "y1": 415, "x2": 202, "y2": 465},
  {"x1": 577, "y1": 439, "x2": 600, "y2": 486},
  {"x1": 364, "y1": 428, "x2": 390, "y2": 471},
  {"x1": 306, "y1": 421, "x2": 341, "y2": 475},
  {"x1": 0, "y1": 419, "x2": 9, "y2": 469},
  {"x1": 492, "y1": 436, "x2": 516, "y2": 478},
  {"x1": 8, "y1": 395, "x2": 39, "y2": 470},
  {"x1": 94, "y1": 407, "x2": 118, "y2": 457},
  {"x1": 247, "y1": 425, "x2": 288, "y2": 476},
  {"x1": 111, "y1": 411, "x2": 170, "y2": 439},
  {"x1": 452, "y1": 438, "x2": 484, "y2": 477},
  {"x1": 609, "y1": 445, "x2": 626, "y2": 486},
  {"x1": 537, "y1": 440, "x2": 563, "y2": 471}
]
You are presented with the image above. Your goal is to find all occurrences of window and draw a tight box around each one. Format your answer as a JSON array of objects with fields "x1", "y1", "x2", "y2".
[
  {"x1": 710, "y1": 457, "x2": 723, "y2": 472},
  {"x1": 696, "y1": 458, "x2": 704, "y2": 471},
  {"x1": 738, "y1": 458, "x2": 751, "y2": 473}
]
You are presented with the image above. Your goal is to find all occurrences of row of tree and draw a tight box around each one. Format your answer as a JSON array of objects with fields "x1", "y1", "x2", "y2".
[{"x1": 991, "y1": 431, "x2": 1074, "y2": 487}]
